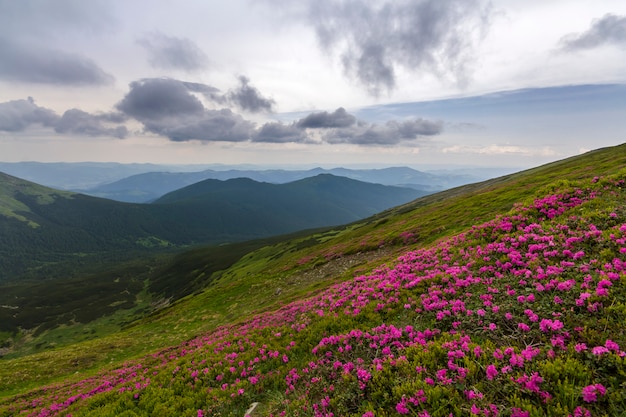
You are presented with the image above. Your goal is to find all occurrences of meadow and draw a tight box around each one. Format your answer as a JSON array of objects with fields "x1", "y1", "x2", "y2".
[
  {"x1": 1, "y1": 156, "x2": 625, "y2": 415},
  {"x1": 0, "y1": 146, "x2": 626, "y2": 417}
]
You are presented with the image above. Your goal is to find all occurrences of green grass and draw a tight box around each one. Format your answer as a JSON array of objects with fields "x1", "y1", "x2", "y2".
[{"x1": 1, "y1": 144, "x2": 626, "y2": 401}]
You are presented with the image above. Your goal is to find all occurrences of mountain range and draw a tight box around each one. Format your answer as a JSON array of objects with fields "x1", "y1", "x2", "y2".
[
  {"x1": 0, "y1": 161, "x2": 516, "y2": 202},
  {"x1": 0, "y1": 172, "x2": 424, "y2": 282}
]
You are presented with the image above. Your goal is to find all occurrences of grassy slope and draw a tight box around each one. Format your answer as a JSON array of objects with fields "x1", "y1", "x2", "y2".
[
  {"x1": 1, "y1": 144, "x2": 625, "y2": 414},
  {"x1": 0, "y1": 172, "x2": 76, "y2": 227}
]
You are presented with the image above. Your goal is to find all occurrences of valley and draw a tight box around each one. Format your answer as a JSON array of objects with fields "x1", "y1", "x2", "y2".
[{"x1": 0, "y1": 144, "x2": 625, "y2": 415}]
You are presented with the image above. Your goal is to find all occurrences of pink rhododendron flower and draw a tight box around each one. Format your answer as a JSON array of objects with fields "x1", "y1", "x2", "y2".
[
  {"x1": 581, "y1": 384, "x2": 606, "y2": 402},
  {"x1": 605, "y1": 339, "x2": 620, "y2": 351},
  {"x1": 592, "y1": 346, "x2": 609, "y2": 355},
  {"x1": 396, "y1": 401, "x2": 410, "y2": 414},
  {"x1": 486, "y1": 364, "x2": 498, "y2": 380}
]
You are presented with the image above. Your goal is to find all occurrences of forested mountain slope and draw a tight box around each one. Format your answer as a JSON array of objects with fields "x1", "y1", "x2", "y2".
[{"x1": 0, "y1": 173, "x2": 421, "y2": 281}]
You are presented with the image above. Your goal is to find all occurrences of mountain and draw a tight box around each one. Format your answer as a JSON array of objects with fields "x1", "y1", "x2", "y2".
[
  {"x1": 0, "y1": 161, "x2": 181, "y2": 190},
  {"x1": 0, "y1": 173, "x2": 423, "y2": 282},
  {"x1": 83, "y1": 166, "x2": 500, "y2": 203},
  {"x1": 2, "y1": 144, "x2": 626, "y2": 415},
  {"x1": 150, "y1": 175, "x2": 426, "y2": 242},
  {"x1": 0, "y1": 162, "x2": 515, "y2": 201}
]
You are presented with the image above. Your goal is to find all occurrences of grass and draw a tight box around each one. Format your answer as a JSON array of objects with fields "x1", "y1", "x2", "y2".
[{"x1": 0, "y1": 144, "x2": 625, "y2": 413}]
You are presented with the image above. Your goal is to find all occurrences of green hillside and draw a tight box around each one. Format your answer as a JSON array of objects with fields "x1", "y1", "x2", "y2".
[
  {"x1": 1, "y1": 144, "x2": 626, "y2": 416},
  {"x1": 0, "y1": 173, "x2": 421, "y2": 282}
]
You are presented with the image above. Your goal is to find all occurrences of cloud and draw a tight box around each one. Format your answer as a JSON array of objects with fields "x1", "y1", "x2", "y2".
[
  {"x1": 296, "y1": 107, "x2": 356, "y2": 128},
  {"x1": 0, "y1": 97, "x2": 59, "y2": 131},
  {"x1": 0, "y1": 0, "x2": 116, "y2": 40},
  {"x1": 137, "y1": 32, "x2": 209, "y2": 72},
  {"x1": 55, "y1": 109, "x2": 128, "y2": 139},
  {"x1": 252, "y1": 105, "x2": 441, "y2": 145},
  {"x1": 304, "y1": 0, "x2": 492, "y2": 95},
  {"x1": 0, "y1": 97, "x2": 127, "y2": 139},
  {"x1": 0, "y1": 39, "x2": 114, "y2": 85},
  {"x1": 323, "y1": 118, "x2": 442, "y2": 145},
  {"x1": 116, "y1": 78, "x2": 206, "y2": 121},
  {"x1": 253, "y1": 122, "x2": 309, "y2": 143},
  {"x1": 226, "y1": 76, "x2": 276, "y2": 113},
  {"x1": 116, "y1": 78, "x2": 255, "y2": 142},
  {"x1": 112, "y1": 77, "x2": 443, "y2": 145},
  {"x1": 155, "y1": 109, "x2": 254, "y2": 143},
  {"x1": 560, "y1": 14, "x2": 626, "y2": 51},
  {"x1": 181, "y1": 81, "x2": 222, "y2": 101}
]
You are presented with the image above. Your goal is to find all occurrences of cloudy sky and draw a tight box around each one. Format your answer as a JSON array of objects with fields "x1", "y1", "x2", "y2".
[{"x1": 1, "y1": 0, "x2": 625, "y2": 169}]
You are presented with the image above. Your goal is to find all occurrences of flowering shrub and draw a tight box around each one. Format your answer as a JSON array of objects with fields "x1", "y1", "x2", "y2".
[{"x1": 2, "y1": 175, "x2": 626, "y2": 416}]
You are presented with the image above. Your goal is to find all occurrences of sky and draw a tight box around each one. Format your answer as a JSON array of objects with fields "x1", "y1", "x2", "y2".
[{"x1": 1, "y1": 0, "x2": 626, "y2": 169}]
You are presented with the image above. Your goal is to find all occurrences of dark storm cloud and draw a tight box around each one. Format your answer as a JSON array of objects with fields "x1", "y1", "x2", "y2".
[
  {"x1": 305, "y1": 0, "x2": 492, "y2": 95},
  {"x1": 226, "y1": 76, "x2": 276, "y2": 113},
  {"x1": 116, "y1": 78, "x2": 255, "y2": 142},
  {"x1": 253, "y1": 122, "x2": 308, "y2": 143},
  {"x1": 0, "y1": 97, "x2": 59, "y2": 131},
  {"x1": 0, "y1": 39, "x2": 114, "y2": 85},
  {"x1": 323, "y1": 118, "x2": 443, "y2": 145},
  {"x1": 295, "y1": 107, "x2": 356, "y2": 128},
  {"x1": 560, "y1": 14, "x2": 626, "y2": 51},
  {"x1": 137, "y1": 32, "x2": 209, "y2": 72},
  {"x1": 55, "y1": 109, "x2": 128, "y2": 139}
]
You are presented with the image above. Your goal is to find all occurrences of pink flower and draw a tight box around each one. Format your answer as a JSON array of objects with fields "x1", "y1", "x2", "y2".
[
  {"x1": 282, "y1": 354, "x2": 289, "y2": 363},
  {"x1": 396, "y1": 401, "x2": 410, "y2": 414},
  {"x1": 511, "y1": 408, "x2": 530, "y2": 417},
  {"x1": 486, "y1": 364, "x2": 498, "y2": 380},
  {"x1": 362, "y1": 412, "x2": 374, "y2": 417},
  {"x1": 574, "y1": 343, "x2": 587, "y2": 353},
  {"x1": 581, "y1": 384, "x2": 606, "y2": 402},
  {"x1": 357, "y1": 368, "x2": 372, "y2": 383},
  {"x1": 571, "y1": 406, "x2": 592, "y2": 417},
  {"x1": 605, "y1": 339, "x2": 620, "y2": 351},
  {"x1": 592, "y1": 346, "x2": 610, "y2": 355}
]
